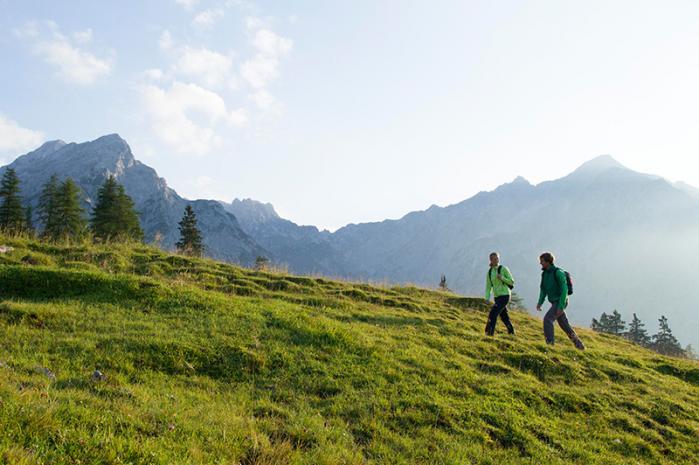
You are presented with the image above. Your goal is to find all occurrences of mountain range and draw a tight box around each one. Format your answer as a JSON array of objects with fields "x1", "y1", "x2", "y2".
[
  {"x1": 4, "y1": 135, "x2": 699, "y2": 347},
  {"x1": 0, "y1": 134, "x2": 266, "y2": 264}
]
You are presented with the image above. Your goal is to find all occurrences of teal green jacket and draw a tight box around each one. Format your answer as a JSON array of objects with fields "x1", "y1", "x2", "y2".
[
  {"x1": 538, "y1": 266, "x2": 568, "y2": 309},
  {"x1": 485, "y1": 265, "x2": 514, "y2": 300}
]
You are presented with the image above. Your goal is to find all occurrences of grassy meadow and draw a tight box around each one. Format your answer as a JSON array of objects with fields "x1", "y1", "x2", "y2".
[{"x1": 0, "y1": 235, "x2": 697, "y2": 464}]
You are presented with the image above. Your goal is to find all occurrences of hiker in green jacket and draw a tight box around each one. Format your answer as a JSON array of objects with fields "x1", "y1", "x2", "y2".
[
  {"x1": 485, "y1": 252, "x2": 516, "y2": 336},
  {"x1": 536, "y1": 252, "x2": 585, "y2": 350}
]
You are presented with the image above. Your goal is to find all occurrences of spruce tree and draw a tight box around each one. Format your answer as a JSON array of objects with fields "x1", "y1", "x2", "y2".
[
  {"x1": 625, "y1": 313, "x2": 651, "y2": 347},
  {"x1": 607, "y1": 310, "x2": 626, "y2": 335},
  {"x1": 176, "y1": 205, "x2": 203, "y2": 257},
  {"x1": 0, "y1": 168, "x2": 26, "y2": 233},
  {"x1": 115, "y1": 184, "x2": 143, "y2": 241},
  {"x1": 24, "y1": 205, "x2": 35, "y2": 235},
  {"x1": 90, "y1": 176, "x2": 143, "y2": 241},
  {"x1": 651, "y1": 315, "x2": 684, "y2": 357},
  {"x1": 591, "y1": 312, "x2": 611, "y2": 333},
  {"x1": 53, "y1": 179, "x2": 87, "y2": 241},
  {"x1": 591, "y1": 310, "x2": 625, "y2": 335},
  {"x1": 38, "y1": 175, "x2": 60, "y2": 238}
]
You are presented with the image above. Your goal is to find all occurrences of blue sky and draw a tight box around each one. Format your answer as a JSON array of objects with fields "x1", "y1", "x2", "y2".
[{"x1": 1, "y1": 0, "x2": 699, "y2": 230}]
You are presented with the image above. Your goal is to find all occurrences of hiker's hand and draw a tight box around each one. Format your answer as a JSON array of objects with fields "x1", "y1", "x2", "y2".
[{"x1": 536, "y1": 304, "x2": 542, "y2": 312}]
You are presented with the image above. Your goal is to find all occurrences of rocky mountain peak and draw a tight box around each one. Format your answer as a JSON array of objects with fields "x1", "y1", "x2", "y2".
[{"x1": 572, "y1": 154, "x2": 627, "y2": 176}]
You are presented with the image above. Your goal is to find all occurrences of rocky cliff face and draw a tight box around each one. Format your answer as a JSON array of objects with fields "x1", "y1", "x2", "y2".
[{"x1": 1, "y1": 134, "x2": 266, "y2": 265}]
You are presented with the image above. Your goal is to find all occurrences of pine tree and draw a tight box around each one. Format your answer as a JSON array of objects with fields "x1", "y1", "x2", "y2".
[
  {"x1": 510, "y1": 292, "x2": 526, "y2": 310},
  {"x1": 591, "y1": 310, "x2": 625, "y2": 335},
  {"x1": 591, "y1": 312, "x2": 611, "y2": 333},
  {"x1": 53, "y1": 179, "x2": 87, "y2": 241},
  {"x1": 38, "y1": 175, "x2": 60, "y2": 238},
  {"x1": 651, "y1": 315, "x2": 684, "y2": 357},
  {"x1": 625, "y1": 313, "x2": 651, "y2": 347},
  {"x1": 255, "y1": 255, "x2": 270, "y2": 271},
  {"x1": 24, "y1": 205, "x2": 35, "y2": 235},
  {"x1": 607, "y1": 310, "x2": 626, "y2": 335},
  {"x1": 90, "y1": 176, "x2": 143, "y2": 241},
  {"x1": 0, "y1": 168, "x2": 26, "y2": 233},
  {"x1": 176, "y1": 205, "x2": 203, "y2": 257},
  {"x1": 115, "y1": 184, "x2": 143, "y2": 241}
]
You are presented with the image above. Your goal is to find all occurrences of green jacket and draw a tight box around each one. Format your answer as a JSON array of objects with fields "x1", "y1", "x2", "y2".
[
  {"x1": 485, "y1": 265, "x2": 514, "y2": 300},
  {"x1": 538, "y1": 266, "x2": 569, "y2": 309}
]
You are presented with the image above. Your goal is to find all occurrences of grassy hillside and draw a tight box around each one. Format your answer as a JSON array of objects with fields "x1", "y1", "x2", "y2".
[{"x1": 0, "y1": 235, "x2": 697, "y2": 465}]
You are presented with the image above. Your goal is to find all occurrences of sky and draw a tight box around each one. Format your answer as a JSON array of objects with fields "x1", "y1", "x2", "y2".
[{"x1": 1, "y1": 0, "x2": 699, "y2": 231}]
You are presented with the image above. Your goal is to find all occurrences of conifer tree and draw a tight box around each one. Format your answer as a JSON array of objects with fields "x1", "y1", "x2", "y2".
[
  {"x1": 438, "y1": 274, "x2": 448, "y2": 291},
  {"x1": 651, "y1": 316, "x2": 684, "y2": 357},
  {"x1": 625, "y1": 313, "x2": 651, "y2": 347},
  {"x1": 591, "y1": 310, "x2": 626, "y2": 335},
  {"x1": 0, "y1": 168, "x2": 26, "y2": 233},
  {"x1": 176, "y1": 205, "x2": 203, "y2": 257},
  {"x1": 38, "y1": 175, "x2": 60, "y2": 238},
  {"x1": 53, "y1": 179, "x2": 87, "y2": 241},
  {"x1": 24, "y1": 205, "x2": 35, "y2": 235},
  {"x1": 90, "y1": 176, "x2": 143, "y2": 241},
  {"x1": 255, "y1": 255, "x2": 270, "y2": 271}
]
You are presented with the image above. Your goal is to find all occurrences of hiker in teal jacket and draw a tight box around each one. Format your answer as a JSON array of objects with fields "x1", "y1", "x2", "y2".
[
  {"x1": 484, "y1": 252, "x2": 516, "y2": 336},
  {"x1": 536, "y1": 252, "x2": 585, "y2": 349}
]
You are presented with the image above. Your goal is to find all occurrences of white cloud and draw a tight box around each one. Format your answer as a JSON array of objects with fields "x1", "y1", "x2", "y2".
[
  {"x1": 240, "y1": 21, "x2": 292, "y2": 99},
  {"x1": 17, "y1": 21, "x2": 112, "y2": 85},
  {"x1": 174, "y1": 46, "x2": 233, "y2": 88},
  {"x1": 0, "y1": 114, "x2": 44, "y2": 154},
  {"x1": 13, "y1": 21, "x2": 40, "y2": 39},
  {"x1": 253, "y1": 28, "x2": 292, "y2": 56},
  {"x1": 241, "y1": 54, "x2": 279, "y2": 89},
  {"x1": 143, "y1": 68, "x2": 165, "y2": 81},
  {"x1": 228, "y1": 108, "x2": 248, "y2": 126},
  {"x1": 175, "y1": 0, "x2": 199, "y2": 10},
  {"x1": 72, "y1": 28, "x2": 93, "y2": 44},
  {"x1": 192, "y1": 8, "x2": 225, "y2": 30},
  {"x1": 141, "y1": 81, "x2": 244, "y2": 155},
  {"x1": 159, "y1": 30, "x2": 174, "y2": 51},
  {"x1": 251, "y1": 90, "x2": 281, "y2": 114}
]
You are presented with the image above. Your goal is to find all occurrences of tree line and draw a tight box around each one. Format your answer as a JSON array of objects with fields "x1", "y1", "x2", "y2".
[
  {"x1": 591, "y1": 310, "x2": 695, "y2": 359},
  {"x1": 0, "y1": 168, "x2": 203, "y2": 257}
]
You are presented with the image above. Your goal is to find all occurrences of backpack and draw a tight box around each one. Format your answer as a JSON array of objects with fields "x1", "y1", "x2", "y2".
[
  {"x1": 488, "y1": 265, "x2": 514, "y2": 290},
  {"x1": 556, "y1": 267, "x2": 574, "y2": 295}
]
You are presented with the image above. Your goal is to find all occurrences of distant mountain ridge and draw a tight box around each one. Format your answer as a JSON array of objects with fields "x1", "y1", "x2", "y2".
[
  {"x1": 4, "y1": 137, "x2": 699, "y2": 346},
  {"x1": 226, "y1": 155, "x2": 699, "y2": 348},
  {"x1": 1, "y1": 134, "x2": 266, "y2": 265}
]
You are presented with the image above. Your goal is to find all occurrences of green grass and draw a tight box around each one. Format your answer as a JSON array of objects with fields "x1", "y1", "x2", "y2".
[{"x1": 0, "y1": 235, "x2": 697, "y2": 464}]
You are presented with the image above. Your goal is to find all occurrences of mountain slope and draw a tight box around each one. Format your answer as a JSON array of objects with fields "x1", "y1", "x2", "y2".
[
  {"x1": 221, "y1": 198, "x2": 345, "y2": 275},
  {"x1": 0, "y1": 135, "x2": 266, "y2": 265},
  {"x1": 0, "y1": 235, "x2": 698, "y2": 464},
  {"x1": 231, "y1": 157, "x2": 699, "y2": 347}
]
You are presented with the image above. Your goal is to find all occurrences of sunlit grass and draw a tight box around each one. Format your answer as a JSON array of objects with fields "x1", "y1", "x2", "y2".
[{"x1": 0, "y1": 234, "x2": 697, "y2": 464}]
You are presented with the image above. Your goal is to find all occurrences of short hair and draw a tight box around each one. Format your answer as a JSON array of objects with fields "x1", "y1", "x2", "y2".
[
  {"x1": 489, "y1": 252, "x2": 499, "y2": 258},
  {"x1": 539, "y1": 252, "x2": 555, "y2": 264}
]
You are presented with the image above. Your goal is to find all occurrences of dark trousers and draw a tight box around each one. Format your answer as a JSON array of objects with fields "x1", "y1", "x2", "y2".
[
  {"x1": 543, "y1": 302, "x2": 578, "y2": 344},
  {"x1": 486, "y1": 295, "x2": 514, "y2": 335}
]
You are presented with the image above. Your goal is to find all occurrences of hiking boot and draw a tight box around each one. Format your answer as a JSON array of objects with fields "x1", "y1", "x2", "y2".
[
  {"x1": 572, "y1": 336, "x2": 585, "y2": 351},
  {"x1": 506, "y1": 326, "x2": 515, "y2": 335}
]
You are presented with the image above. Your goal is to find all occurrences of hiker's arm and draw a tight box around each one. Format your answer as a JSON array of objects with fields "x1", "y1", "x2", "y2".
[
  {"x1": 500, "y1": 266, "x2": 514, "y2": 286},
  {"x1": 557, "y1": 270, "x2": 568, "y2": 309},
  {"x1": 537, "y1": 283, "x2": 546, "y2": 306},
  {"x1": 485, "y1": 274, "x2": 492, "y2": 300}
]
